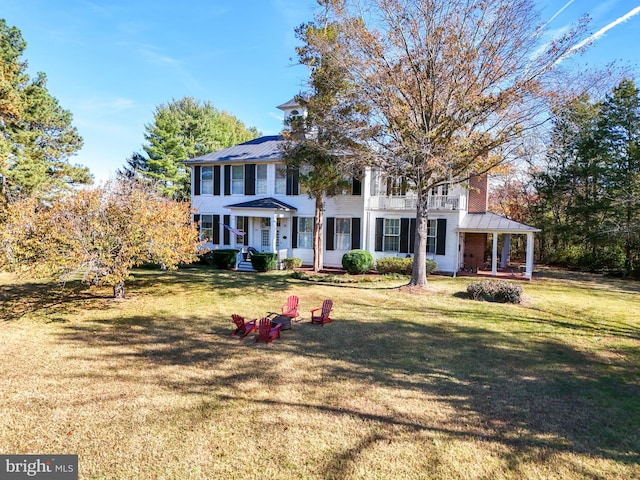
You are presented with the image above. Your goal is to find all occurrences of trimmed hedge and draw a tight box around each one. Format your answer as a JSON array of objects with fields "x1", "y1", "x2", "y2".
[
  {"x1": 376, "y1": 257, "x2": 438, "y2": 275},
  {"x1": 466, "y1": 280, "x2": 522, "y2": 304},
  {"x1": 282, "y1": 257, "x2": 303, "y2": 270},
  {"x1": 342, "y1": 249, "x2": 374, "y2": 274},
  {"x1": 212, "y1": 249, "x2": 239, "y2": 270},
  {"x1": 251, "y1": 252, "x2": 278, "y2": 272}
]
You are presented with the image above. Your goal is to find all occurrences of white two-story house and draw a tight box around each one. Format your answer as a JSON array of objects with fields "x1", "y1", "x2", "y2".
[{"x1": 185, "y1": 99, "x2": 539, "y2": 278}]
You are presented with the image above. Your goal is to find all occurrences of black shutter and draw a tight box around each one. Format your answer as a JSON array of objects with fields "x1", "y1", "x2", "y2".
[
  {"x1": 286, "y1": 167, "x2": 299, "y2": 196},
  {"x1": 291, "y1": 216, "x2": 298, "y2": 248},
  {"x1": 399, "y1": 218, "x2": 410, "y2": 253},
  {"x1": 375, "y1": 218, "x2": 383, "y2": 252},
  {"x1": 213, "y1": 166, "x2": 221, "y2": 196},
  {"x1": 352, "y1": 178, "x2": 362, "y2": 195},
  {"x1": 326, "y1": 217, "x2": 335, "y2": 251},
  {"x1": 224, "y1": 165, "x2": 231, "y2": 195},
  {"x1": 223, "y1": 214, "x2": 230, "y2": 245},
  {"x1": 194, "y1": 166, "x2": 201, "y2": 196},
  {"x1": 213, "y1": 215, "x2": 220, "y2": 244},
  {"x1": 193, "y1": 214, "x2": 200, "y2": 227},
  {"x1": 436, "y1": 219, "x2": 447, "y2": 255},
  {"x1": 243, "y1": 217, "x2": 249, "y2": 246},
  {"x1": 245, "y1": 164, "x2": 256, "y2": 196},
  {"x1": 351, "y1": 218, "x2": 361, "y2": 249}
]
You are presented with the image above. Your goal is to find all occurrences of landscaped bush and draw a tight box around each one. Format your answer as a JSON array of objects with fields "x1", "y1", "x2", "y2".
[
  {"x1": 376, "y1": 257, "x2": 413, "y2": 275},
  {"x1": 211, "y1": 249, "x2": 239, "y2": 270},
  {"x1": 282, "y1": 257, "x2": 302, "y2": 270},
  {"x1": 251, "y1": 252, "x2": 278, "y2": 272},
  {"x1": 341, "y1": 249, "x2": 374, "y2": 274},
  {"x1": 197, "y1": 250, "x2": 216, "y2": 266},
  {"x1": 467, "y1": 280, "x2": 522, "y2": 304},
  {"x1": 376, "y1": 257, "x2": 439, "y2": 275}
]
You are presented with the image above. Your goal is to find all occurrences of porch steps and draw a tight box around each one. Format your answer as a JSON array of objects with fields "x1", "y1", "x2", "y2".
[{"x1": 236, "y1": 260, "x2": 256, "y2": 272}]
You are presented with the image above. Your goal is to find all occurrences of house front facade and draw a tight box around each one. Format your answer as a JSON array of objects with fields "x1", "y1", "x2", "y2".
[{"x1": 185, "y1": 100, "x2": 539, "y2": 278}]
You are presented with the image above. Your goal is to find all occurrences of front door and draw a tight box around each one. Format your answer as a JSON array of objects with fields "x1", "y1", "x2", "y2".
[{"x1": 276, "y1": 218, "x2": 288, "y2": 251}]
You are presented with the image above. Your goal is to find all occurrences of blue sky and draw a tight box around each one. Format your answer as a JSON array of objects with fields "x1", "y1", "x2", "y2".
[{"x1": 3, "y1": 0, "x2": 640, "y2": 183}]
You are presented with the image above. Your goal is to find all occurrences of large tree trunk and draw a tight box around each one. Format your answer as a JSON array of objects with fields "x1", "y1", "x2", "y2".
[
  {"x1": 313, "y1": 195, "x2": 324, "y2": 272},
  {"x1": 409, "y1": 194, "x2": 429, "y2": 287},
  {"x1": 113, "y1": 281, "x2": 125, "y2": 299}
]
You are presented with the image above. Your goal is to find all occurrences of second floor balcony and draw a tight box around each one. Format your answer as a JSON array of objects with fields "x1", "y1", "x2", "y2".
[{"x1": 367, "y1": 194, "x2": 466, "y2": 212}]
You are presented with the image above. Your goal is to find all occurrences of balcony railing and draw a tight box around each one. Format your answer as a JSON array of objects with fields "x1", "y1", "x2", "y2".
[{"x1": 367, "y1": 194, "x2": 466, "y2": 211}]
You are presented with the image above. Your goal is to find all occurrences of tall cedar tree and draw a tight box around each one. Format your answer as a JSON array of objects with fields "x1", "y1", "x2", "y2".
[
  {"x1": 316, "y1": 0, "x2": 588, "y2": 286},
  {"x1": 598, "y1": 79, "x2": 640, "y2": 274},
  {"x1": 0, "y1": 180, "x2": 202, "y2": 298},
  {"x1": 0, "y1": 20, "x2": 90, "y2": 207},
  {"x1": 121, "y1": 97, "x2": 260, "y2": 200},
  {"x1": 282, "y1": 22, "x2": 371, "y2": 271}
]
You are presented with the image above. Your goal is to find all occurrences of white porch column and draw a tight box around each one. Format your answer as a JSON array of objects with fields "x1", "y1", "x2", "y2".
[
  {"x1": 525, "y1": 232, "x2": 535, "y2": 279},
  {"x1": 500, "y1": 234, "x2": 511, "y2": 268},
  {"x1": 270, "y1": 213, "x2": 278, "y2": 253},
  {"x1": 229, "y1": 214, "x2": 236, "y2": 247},
  {"x1": 492, "y1": 233, "x2": 498, "y2": 276}
]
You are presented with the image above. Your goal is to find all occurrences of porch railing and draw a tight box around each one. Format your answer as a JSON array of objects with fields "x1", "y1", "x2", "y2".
[{"x1": 367, "y1": 194, "x2": 466, "y2": 211}]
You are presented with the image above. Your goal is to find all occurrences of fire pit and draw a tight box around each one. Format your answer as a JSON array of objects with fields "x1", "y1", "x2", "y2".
[{"x1": 267, "y1": 313, "x2": 292, "y2": 330}]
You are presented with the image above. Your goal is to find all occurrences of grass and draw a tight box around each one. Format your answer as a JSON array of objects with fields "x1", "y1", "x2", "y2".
[{"x1": 0, "y1": 266, "x2": 638, "y2": 479}]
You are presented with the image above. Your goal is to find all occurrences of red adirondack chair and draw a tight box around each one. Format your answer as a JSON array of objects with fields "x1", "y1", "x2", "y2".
[
  {"x1": 310, "y1": 299, "x2": 333, "y2": 326},
  {"x1": 280, "y1": 295, "x2": 300, "y2": 320},
  {"x1": 231, "y1": 314, "x2": 257, "y2": 338},
  {"x1": 255, "y1": 317, "x2": 282, "y2": 344}
]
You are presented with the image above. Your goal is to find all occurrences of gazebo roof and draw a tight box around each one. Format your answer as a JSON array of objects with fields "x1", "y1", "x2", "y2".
[{"x1": 458, "y1": 212, "x2": 540, "y2": 233}]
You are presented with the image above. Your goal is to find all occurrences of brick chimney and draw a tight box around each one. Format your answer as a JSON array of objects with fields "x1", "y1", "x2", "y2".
[{"x1": 467, "y1": 174, "x2": 488, "y2": 213}]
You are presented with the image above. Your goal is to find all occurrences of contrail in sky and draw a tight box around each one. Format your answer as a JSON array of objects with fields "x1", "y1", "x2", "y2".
[
  {"x1": 546, "y1": 0, "x2": 575, "y2": 26},
  {"x1": 570, "y1": 5, "x2": 640, "y2": 53}
]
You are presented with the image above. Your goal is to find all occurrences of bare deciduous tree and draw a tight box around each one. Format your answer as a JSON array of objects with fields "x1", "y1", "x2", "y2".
[{"x1": 317, "y1": 0, "x2": 588, "y2": 286}]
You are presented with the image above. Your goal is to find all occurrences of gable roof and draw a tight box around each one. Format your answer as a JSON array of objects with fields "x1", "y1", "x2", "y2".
[
  {"x1": 183, "y1": 135, "x2": 285, "y2": 165},
  {"x1": 458, "y1": 212, "x2": 540, "y2": 233},
  {"x1": 224, "y1": 197, "x2": 297, "y2": 212}
]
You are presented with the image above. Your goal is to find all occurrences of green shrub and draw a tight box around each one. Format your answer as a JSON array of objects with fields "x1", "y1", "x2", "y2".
[
  {"x1": 376, "y1": 257, "x2": 439, "y2": 275},
  {"x1": 467, "y1": 280, "x2": 522, "y2": 304},
  {"x1": 376, "y1": 257, "x2": 412, "y2": 275},
  {"x1": 251, "y1": 252, "x2": 278, "y2": 272},
  {"x1": 282, "y1": 257, "x2": 302, "y2": 270},
  {"x1": 425, "y1": 259, "x2": 439, "y2": 275},
  {"x1": 212, "y1": 249, "x2": 239, "y2": 270},
  {"x1": 341, "y1": 249, "x2": 374, "y2": 274}
]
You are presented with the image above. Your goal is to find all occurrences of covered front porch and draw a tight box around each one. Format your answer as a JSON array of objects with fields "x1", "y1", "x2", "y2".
[
  {"x1": 456, "y1": 212, "x2": 540, "y2": 280},
  {"x1": 224, "y1": 197, "x2": 297, "y2": 269}
]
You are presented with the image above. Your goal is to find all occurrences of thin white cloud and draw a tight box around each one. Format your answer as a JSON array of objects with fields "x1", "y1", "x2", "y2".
[
  {"x1": 570, "y1": 5, "x2": 640, "y2": 53},
  {"x1": 546, "y1": 0, "x2": 575, "y2": 26}
]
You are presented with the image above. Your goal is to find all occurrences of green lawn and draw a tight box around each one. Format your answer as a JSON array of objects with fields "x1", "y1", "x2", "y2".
[{"x1": 0, "y1": 267, "x2": 638, "y2": 479}]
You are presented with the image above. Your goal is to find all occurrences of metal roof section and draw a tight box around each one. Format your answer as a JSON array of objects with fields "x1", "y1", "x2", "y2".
[
  {"x1": 224, "y1": 197, "x2": 298, "y2": 212},
  {"x1": 276, "y1": 98, "x2": 301, "y2": 110},
  {"x1": 183, "y1": 135, "x2": 285, "y2": 164},
  {"x1": 458, "y1": 212, "x2": 540, "y2": 233}
]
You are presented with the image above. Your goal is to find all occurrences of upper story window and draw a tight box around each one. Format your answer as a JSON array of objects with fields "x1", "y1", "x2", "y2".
[
  {"x1": 256, "y1": 164, "x2": 267, "y2": 195},
  {"x1": 200, "y1": 166, "x2": 214, "y2": 195},
  {"x1": 231, "y1": 165, "x2": 244, "y2": 194},
  {"x1": 429, "y1": 184, "x2": 449, "y2": 196},
  {"x1": 275, "y1": 166, "x2": 286, "y2": 195},
  {"x1": 387, "y1": 177, "x2": 408, "y2": 196}
]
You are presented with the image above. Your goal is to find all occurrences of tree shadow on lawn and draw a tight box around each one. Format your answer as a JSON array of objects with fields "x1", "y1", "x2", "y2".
[
  {"x1": 58, "y1": 307, "x2": 639, "y2": 469},
  {"x1": 0, "y1": 279, "x2": 111, "y2": 322}
]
